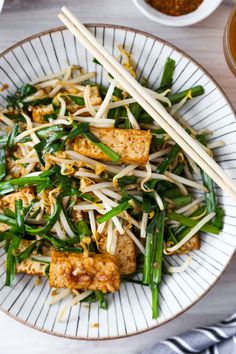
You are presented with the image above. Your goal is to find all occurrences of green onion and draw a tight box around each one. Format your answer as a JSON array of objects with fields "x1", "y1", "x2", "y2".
[
  {"x1": 36, "y1": 125, "x2": 64, "y2": 139},
  {"x1": 16, "y1": 242, "x2": 37, "y2": 264},
  {"x1": 0, "y1": 148, "x2": 6, "y2": 181},
  {"x1": 169, "y1": 85, "x2": 204, "y2": 105},
  {"x1": 0, "y1": 176, "x2": 52, "y2": 196},
  {"x1": 151, "y1": 284, "x2": 159, "y2": 319},
  {"x1": 157, "y1": 57, "x2": 175, "y2": 93},
  {"x1": 172, "y1": 162, "x2": 184, "y2": 176},
  {"x1": 6, "y1": 234, "x2": 20, "y2": 286},
  {"x1": 0, "y1": 231, "x2": 14, "y2": 242},
  {"x1": 168, "y1": 212, "x2": 219, "y2": 234},
  {"x1": 84, "y1": 131, "x2": 120, "y2": 162},
  {"x1": 95, "y1": 290, "x2": 108, "y2": 309},
  {"x1": 97, "y1": 200, "x2": 131, "y2": 224},
  {"x1": 41, "y1": 234, "x2": 83, "y2": 252},
  {"x1": 197, "y1": 135, "x2": 224, "y2": 230},
  {"x1": 152, "y1": 211, "x2": 165, "y2": 285},
  {"x1": 143, "y1": 232, "x2": 153, "y2": 284},
  {"x1": 59, "y1": 122, "x2": 89, "y2": 151},
  {"x1": 15, "y1": 199, "x2": 25, "y2": 235},
  {"x1": 169, "y1": 195, "x2": 192, "y2": 207},
  {"x1": 68, "y1": 95, "x2": 85, "y2": 106},
  {"x1": 138, "y1": 113, "x2": 153, "y2": 124},
  {"x1": 28, "y1": 197, "x2": 62, "y2": 235},
  {"x1": 7, "y1": 124, "x2": 20, "y2": 150},
  {"x1": 164, "y1": 188, "x2": 182, "y2": 198},
  {"x1": 130, "y1": 102, "x2": 142, "y2": 121},
  {"x1": 143, "y1": 212, "x2": 159, "y2": 284},
  {"x1": 31, "y1": 255, "x2": 51, "y2": 264},
  {"x1": 156, "y1": 143, "x2": 180, "y2": 174}
]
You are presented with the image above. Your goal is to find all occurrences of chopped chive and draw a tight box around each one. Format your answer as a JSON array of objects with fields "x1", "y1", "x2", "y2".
[
  {"x1": 168, "y1": 212, "x2": 219, "y2": 234},
  {"x1": 6, "y1": 234, "x2": 20, "y2": 286},
  {"x1": 15, "y1": 199, "x2": 25, "y2": 236},
  {"x1": 7, "y1": 124, "x2": 20, "y2": 150},
  {"x1": 95, "y1": 290, "x2": 108, "y2": 309},
  {"x1": 97, "y1": 200, "x2": 131, "y2": 224},
  {"x1": 156, "y1": 143, "x2": 180, "y2": 174},
  {"x1": 0, "y1": 148, "x2": 6, "y2": 181},
  {"x1": 0, "y1": 176, "x2": 52, "y2": 196},
  {"x1": 16, "y1": 242, "x2": 37, "y2": 264},
  {"x1": 157, "y1": 57, "x2": 175, "y2": 93},
  {"x1": 169, "y1": 85, "x2": 204, "y2": 105},
  {"x1": 68, "y1": 95, "x2": 85, "y2": 106}
]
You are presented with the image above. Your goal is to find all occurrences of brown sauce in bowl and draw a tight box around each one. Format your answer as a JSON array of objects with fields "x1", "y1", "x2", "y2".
[
  {"x1": 146, "y1": 0, "x2": 204, "y2": 16},
  {"x1": 224, "y1": 6, "x2": 236, "y2": 75}
]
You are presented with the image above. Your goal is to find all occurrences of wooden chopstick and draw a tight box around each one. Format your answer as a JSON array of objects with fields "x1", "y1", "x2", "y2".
[{"x1": 58, "y1": 7, "x2": 236, "y2": 202}]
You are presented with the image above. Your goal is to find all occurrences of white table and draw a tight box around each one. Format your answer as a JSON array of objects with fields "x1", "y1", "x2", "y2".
[{"x1": 0, "y1": 1, "x2": 236, "y2": 353}]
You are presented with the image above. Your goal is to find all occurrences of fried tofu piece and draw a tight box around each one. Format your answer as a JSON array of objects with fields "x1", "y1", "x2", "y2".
[
  {"x1": 74, "y1": 128, "x2": 152, "y2": 165},
  {"x1": 0, "y1": 187, "x2": 35, "y2": 231},
  {"x1": 98, "y1": 231, "x2": 137, "y2": 275},
  {"x1": 177, "y1": 234, "x2": 200, "y2": 254},
  {"x1": 115, "y1": 232, "x2": 136, "y2": 275},
  {"x1": 0, "y1": 187, "x2": 35, "y2": 211},
  {"x1": 16, "y1": 240, "x2": 48, "y2": 276},
  {"x1": 88, "y1": 86, "x2": 102, "y2": 106},
  {"x1": 16, "y1": 259, "x2": 47, "y2": 276},
  {"x1": 49, "y1": 249, "x2": 120, "y2": 293},
  {"x1": 32, "y1": 104, "x2": 54, "y2": 124}
]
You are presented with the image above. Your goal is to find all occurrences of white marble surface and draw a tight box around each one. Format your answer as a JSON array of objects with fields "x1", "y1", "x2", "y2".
[{"x1": 0, "y1": 0, "x2": 236, "y2": 353}]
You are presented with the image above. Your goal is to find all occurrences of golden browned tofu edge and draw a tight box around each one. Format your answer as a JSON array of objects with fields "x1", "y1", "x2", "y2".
[
  {"x1": 73, "y1": 128, "x2": 152, "y2": 165},
  {"x1": 176, "y1": 234, "x2": 200, "y2": 254},
  {"x1": 49, "y1": 249, "x2": 120, "y2": 293},
  {"x1": 16, "y1": 259, "x2": 47, "y2": 276},
  {"x1": 115, "y1": 233, "x2": 137, "y2": 275}
]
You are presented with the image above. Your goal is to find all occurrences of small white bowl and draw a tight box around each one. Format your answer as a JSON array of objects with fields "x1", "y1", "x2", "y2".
[{"x1": 133, "y1": 0, "x2": 223, "y2": 27}]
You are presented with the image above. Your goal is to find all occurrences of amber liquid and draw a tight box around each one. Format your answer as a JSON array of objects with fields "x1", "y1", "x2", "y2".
[{"x1": 229, "y1": 14, "x2": 236, "y2": 63}]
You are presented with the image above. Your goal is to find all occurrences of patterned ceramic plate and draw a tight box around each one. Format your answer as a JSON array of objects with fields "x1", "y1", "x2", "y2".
[{"x1": 0, "y1": 25, "x2": 235, "y2": 340}]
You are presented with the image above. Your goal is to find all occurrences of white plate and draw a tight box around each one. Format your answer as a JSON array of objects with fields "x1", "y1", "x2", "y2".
[{"x1": 0, "y1": 25, "x2": 235, "y2": 340}]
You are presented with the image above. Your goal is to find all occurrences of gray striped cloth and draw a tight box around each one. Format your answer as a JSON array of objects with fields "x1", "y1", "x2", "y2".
[{"x1": 143, "y1": 313, "x2": 236, "y2": 354}]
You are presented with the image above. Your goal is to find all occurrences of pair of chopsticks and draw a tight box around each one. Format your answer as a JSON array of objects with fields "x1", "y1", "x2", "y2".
[{"x1": 58, "y1": 6, "x2": 236, "y2": 202}]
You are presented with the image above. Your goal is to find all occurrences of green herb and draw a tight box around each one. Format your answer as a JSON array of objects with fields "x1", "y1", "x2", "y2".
[
  {"x1": 168, "y1": 212, "x2": 219, "y2": 234},
  {"x1": 97, "y1": 200, "x2": 131, "y2": 224},
  {"x1": 0, "y1": 148, "x2": 6, "y2": 181},
  {"x1": 6, "y1": 234, "x2": 20, "y2": 286},
  {"x1": 15, "y1": 199, "x2": 25, "y2": 236},
  {"x1": 16, "y1": 241, "x2": 37, "y2": 264},
  {"x1": 7, "y1": 124, "x2": 20, "y2": 150},
  {"x1": 68, "y1": 95, "x2": 85, "y2": 106},
  {"x1": 156, "y1": 143, "x2": 180, "y2": 174},
  {"x1": 169, "y1": 85, "x2": 204, "y2": 105},
  {"x1": 157, "y1": 57, "x2": 175, "y2": 93},
  {"x1": 0, "y1": 176, "x2": 52, "y2": 196},
  {"x1": 95, "y1": 290, "x2": 108, "y2": 309},
  {"x1": 169, "y1": 195, "x2": 192, "y2": 207}
]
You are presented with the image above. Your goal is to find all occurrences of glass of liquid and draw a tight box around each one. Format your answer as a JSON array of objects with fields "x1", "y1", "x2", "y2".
[{"x1": 224, "y1": 6, "x2": 236, "y2": 75}]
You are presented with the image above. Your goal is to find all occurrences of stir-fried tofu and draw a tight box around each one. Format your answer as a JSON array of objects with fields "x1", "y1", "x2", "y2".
[
  {"x1": 115, "y1": 232, "x2": 136, "y2": 275},
  {"x1": 16, "y1": 259, "x2": 47, "y2": 276},
  {"x1": 98, "y1": 231, "x2": 137, "y2": 275},
  {"x1": 74, "y1": 128, "x2": 152, "y2": 165},
  {"x1": 49, "y1": 249, "x2": 120, "y2": 293},
  {"x1": 32, "y1": 104, "x2": 54, "y2": 124},
  {"x1": 0, "y1": 187, "x2": 35, "y2": 232},
  {"x1": 87, "y1": 86, "x2": 102, "y2": 106},
  {"x1": 0, "y1": 187, "x2": 35, "y2": 211},
  {"x1": 177, "y1": 234, "x2": 200, "y2": 254},
  {"x1": 16, "y1": 240, "x2": 48, "y2": 276}
]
